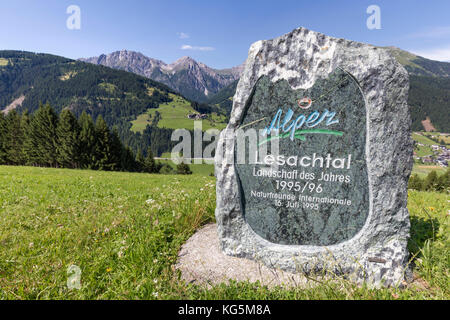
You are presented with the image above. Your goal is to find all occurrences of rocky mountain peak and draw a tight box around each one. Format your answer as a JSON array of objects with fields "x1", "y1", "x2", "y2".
[{"x1": 80, "y1": 51, "x2": 243, "y2": 102}]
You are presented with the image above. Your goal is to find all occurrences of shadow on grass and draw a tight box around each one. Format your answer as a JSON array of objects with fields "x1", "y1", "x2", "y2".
[{"x1": 408, "y1": 215, "x2": 440, "y2": 255}]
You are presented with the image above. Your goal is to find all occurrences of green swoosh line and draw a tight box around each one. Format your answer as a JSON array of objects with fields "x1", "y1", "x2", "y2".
[{"x1": 259, "y1": 129, "x2": 344, "y2": 146}]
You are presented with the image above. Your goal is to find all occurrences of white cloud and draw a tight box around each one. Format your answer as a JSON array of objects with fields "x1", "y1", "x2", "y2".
[
  {"x1": 408, "y1": 26, "x2": 450, "y2": 39},
  {"x1": 177, "y1": 32, "x2": 189, "y2": 39},
  {"x1": 411, "y1": 45, "x2": 450, "y2": 62},
  {"x1": 181, "y1": 45, "x2": 215, "y2": 51}
]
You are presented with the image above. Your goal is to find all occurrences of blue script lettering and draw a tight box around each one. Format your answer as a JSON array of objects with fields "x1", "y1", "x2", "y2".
[{"x1": 263, "y1": 108, "x2": 339, "y2": 140}]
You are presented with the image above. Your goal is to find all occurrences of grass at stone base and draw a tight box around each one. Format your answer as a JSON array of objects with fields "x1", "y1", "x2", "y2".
[{"x1": 0, "y1": 166, "x2": 448, "y2": 300}]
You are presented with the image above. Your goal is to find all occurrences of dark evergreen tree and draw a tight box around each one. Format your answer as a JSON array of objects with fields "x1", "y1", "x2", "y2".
[
  {"x1": 176, "y1": 161, "x2": 192, "y2": 175},
  {"x1": 109, "y1": 128, "x2": 124, "y2": 171},
  {"x1": 57, "y1": 109, "x2": 81, "y2": 168},
  {"x1": 135, "y1": 148, "x2": 145, "y2": 172},
  {"x1": 143, "y1": 147, "x2": 158, "y2": 173},
  {"x1": 4, "y1": 110, "x2": 25, "y2": 165},
  {"x1": 19, "y1": 110, "x2": 31, "y2": 165},
  {"x1": 78, "y1": 111, "x2": 96, "y2": 169},
  {"x1": 94, "y1": 115, "x2": 120, "y2": 171},
  {"x1": 27, "y1": 103, "x2": 58, "y2": 167},
  {"x1": 0, "y1": 113, "x2": 8, "y2": 164},
  {"x1": 120, "y1": 145, "x2": 138, "y2": 172},
  {"x1": 22, "y1": 111, "x2": 37, "y2": 166}
]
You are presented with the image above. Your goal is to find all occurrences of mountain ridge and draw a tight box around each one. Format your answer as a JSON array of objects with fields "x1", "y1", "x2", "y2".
[{"x1": 80, "y1": 50, "x2": 244, "y2": 102}]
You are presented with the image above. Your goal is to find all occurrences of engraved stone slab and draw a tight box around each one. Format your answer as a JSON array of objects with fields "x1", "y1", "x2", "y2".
[
  {"x1": 214, "y1": 27, "x2": 413, "y2": 287},
  {"x1": 236, "y1": 68, "x2": 369, "y2": 246}
]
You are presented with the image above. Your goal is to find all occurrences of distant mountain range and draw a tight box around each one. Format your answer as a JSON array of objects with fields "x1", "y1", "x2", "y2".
[{"x1": 80, "y1": 50, "x2": 243, "y2": 102}]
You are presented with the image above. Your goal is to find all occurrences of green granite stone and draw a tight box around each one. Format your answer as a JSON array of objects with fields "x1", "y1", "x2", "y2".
[{"x1": 235, "y1": 68, "x2": 369, "y2": 246}]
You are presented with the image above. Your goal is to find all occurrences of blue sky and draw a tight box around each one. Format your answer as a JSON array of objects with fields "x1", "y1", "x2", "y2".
[{"x1": 1, "y1": 0, "x2": 449, "y2": 68}]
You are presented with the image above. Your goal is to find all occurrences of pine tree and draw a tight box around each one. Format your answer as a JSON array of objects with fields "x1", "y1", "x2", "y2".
[
  {"x1": 176, "y1": 161, "x2": 192, "y2": 175},
  {"x1": 143, "y1": 147, "x2": 157, "y2": 173},
  {"x1": 94, "y1": 115, "x2": 120, "y2": 171},
  {"x1": 78, "y1": 111, "x2": 96, "y2": 169},
  {"x1": 109, "y1": 128, "x2": 123, "y2": 171},
  {"x1": 22, "y1": 111, "x2": 38, "y2": 166},
  {"x1": 26, "y1": 103, "x2": 59, "y2": 167},
  {"x1": 20, "y1": 110, "x2": 31, "y2": 165},
  {"x1": 135, "y1": 148, "x2": 145, "y2": 172},
  {"x1": 4, "y1": 111, "x2": 23, "y2": 165},
  {"x1": 121, "y1": 145, "x2": 137, "y2": 172},
  {"x1": 57, "y1": 109, "x2": 81, "y2": 168},
  {"x1": 0, "y1": 113, "x2": 8, "y2": 164}
]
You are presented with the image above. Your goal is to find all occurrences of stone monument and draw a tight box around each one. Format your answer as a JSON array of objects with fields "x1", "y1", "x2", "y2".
[{"x1": 214, "y1": 27, "x2": 413, "y2": 287}]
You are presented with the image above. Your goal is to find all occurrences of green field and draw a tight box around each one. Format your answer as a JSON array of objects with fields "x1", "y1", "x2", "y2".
[
  {"x1": 415, "y1": 145, "x2": 434, "y2": 157},
  {"x1": 413, "y1": 132, "x2": 450, "y2": 146},
  {"x1": 412, "y1": 132, "x2": 438, "y2": 146},
  {"x1": 421, "y1": 132, "x2": 450, "y2": 144},
  {"x1": 0, "y1": 166, "x2": 448, "y2": 300},
  {"x1": 412, "y1": 165, "x2": 447, "y2": 178},
  {"x1": 131, "y1": 94, "x2": 227, "y2": 133}
]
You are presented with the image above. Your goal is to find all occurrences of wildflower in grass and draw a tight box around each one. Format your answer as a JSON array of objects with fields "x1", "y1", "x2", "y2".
[
  {"x1": 146, "y1": 199, "x2": 155, "y2": 205},
  {"x1": 152, "y1": 292, "x2": 159, "y2": 298},
  {"x1": 428, "y1": 207, "x2": 435, "y2": 211},
  {"x1": 106, "y1": 268, "x2": 112, "y2": 272}
]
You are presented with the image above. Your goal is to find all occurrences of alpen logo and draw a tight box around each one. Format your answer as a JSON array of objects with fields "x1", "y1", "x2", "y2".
[{"x1": 260, "y1": 103, "x2": 343, "y2": 146}]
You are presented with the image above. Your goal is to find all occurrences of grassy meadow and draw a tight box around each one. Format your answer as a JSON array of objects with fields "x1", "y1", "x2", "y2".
[{"x1": 0, "y1": 165, "x2": 448, "y2": 300}]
